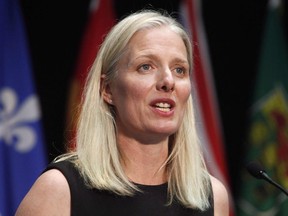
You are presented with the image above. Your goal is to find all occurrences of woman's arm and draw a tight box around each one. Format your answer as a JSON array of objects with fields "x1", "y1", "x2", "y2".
[
  {"x1": 15, "y1": 169, "x2": 70, "y2": 216},
  {"x1": 210, "y1": 175, "x2": 229, "y2": 216}
]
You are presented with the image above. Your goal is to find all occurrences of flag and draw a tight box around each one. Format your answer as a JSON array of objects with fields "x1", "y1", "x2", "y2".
[
  {"x1": 66, "y1": 0, "x2": 116, "y2": 146},
  {"x1": 179, "y1": 0, "x2": 235, "y2": 215},
  {"x1": 0, "y1": 0, "x2": 47, "y2": 215},
  {"x1": 237, "y1": 0, "x2": 288, "y2": 215}
]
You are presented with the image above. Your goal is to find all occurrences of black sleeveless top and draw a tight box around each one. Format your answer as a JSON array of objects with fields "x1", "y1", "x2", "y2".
[{"x1": 45, "y1": 160, "x2": 214, "y2": 216}]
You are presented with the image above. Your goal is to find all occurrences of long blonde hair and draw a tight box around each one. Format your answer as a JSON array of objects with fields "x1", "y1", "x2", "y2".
[{"x1": 60, "y1": 10, "x2": 211, "y2": 210}]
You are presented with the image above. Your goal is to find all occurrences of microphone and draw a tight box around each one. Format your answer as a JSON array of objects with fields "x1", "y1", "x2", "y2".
[{"x1": 246, "y1": 161, "x2": 288, "y2": 196}]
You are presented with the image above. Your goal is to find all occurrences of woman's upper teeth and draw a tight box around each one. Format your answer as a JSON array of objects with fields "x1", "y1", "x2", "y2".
[{"x1": 155, "y1": 102, "x2": 171, "y2": 108}]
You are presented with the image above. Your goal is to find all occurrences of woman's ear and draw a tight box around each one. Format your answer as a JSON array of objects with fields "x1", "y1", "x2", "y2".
[{"x1": 100, "y1": 74, "x2": 113, "y2": 105}]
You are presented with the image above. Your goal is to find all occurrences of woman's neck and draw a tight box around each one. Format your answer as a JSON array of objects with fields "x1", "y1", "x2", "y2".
[{"x1": 117, "y1": 136, "x2": 169, "y2": 185}]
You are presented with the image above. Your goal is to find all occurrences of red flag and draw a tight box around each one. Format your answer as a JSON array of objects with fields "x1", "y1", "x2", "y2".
[
  {"x1": 66, "y1": 0, "x2": 116, "y2": 147},
  {"x1": 180, "y1": 0, "x2": 235, "y2": 214}
]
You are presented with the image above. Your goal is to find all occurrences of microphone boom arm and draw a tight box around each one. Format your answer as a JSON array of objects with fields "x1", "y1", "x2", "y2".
[{"x1": 261, "y1": 171, "x2": 288, "y2": 196}]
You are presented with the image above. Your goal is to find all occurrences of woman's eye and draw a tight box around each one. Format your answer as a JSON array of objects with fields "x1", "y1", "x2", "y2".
[
  {"x1": 139, "y1": 64, "x2": 151, "y2": 72},
  {"x1": 175, "y1": 67, "x2": 185, "y2": 75}
]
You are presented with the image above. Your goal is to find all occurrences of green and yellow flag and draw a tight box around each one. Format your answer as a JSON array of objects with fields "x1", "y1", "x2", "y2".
[{"x1": 237, "y1": 0, "x2": 288, "y2": 215}]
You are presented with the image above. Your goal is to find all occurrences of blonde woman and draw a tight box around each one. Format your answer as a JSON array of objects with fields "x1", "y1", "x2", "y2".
[{"x1": 16, "y1": 10, "x2": 229, "y2": 216}]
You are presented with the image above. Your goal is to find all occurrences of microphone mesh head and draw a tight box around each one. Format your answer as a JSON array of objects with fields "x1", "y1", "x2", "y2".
[{"x1": 246, "y1": 161, "x2": 265, "y2": 179}]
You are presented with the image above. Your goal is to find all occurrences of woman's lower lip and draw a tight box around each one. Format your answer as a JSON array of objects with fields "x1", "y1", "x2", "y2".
[{"x1": 151, "y1": 106, "x2": 175, "y2": 116}]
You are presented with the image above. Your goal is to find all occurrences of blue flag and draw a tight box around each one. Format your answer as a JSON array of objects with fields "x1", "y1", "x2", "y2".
[{"x1": 0, "y1": 0, "x2": 47, "y2": 215}]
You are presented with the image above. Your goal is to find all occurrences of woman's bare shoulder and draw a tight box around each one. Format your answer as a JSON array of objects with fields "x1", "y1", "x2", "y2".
[
  {"x1": 209, "y1": 175, "x2": 229, "y2": 216},
  {"x1": 15, "y1": 169, "x2": 70, "y2": 216}
]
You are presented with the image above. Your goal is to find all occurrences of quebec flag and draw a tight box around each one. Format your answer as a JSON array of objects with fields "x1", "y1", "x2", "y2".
[{"x1": 0, "y1": 0, "x2": 47, "y2": 215}]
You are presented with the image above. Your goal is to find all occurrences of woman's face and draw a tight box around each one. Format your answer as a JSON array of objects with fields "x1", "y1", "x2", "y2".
[{"x1": 104, "y1": 26, "x2": 191, "y2": 142}]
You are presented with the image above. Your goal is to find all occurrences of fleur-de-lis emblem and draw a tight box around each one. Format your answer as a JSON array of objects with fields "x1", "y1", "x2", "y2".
[{"x1": 0, "y1": 87, "x2": 41, "y2": 153}]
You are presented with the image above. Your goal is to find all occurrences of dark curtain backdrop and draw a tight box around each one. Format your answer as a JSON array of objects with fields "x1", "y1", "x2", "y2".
[{"x1": 20, "y1": 0, "x2": 287, "y2": 200}]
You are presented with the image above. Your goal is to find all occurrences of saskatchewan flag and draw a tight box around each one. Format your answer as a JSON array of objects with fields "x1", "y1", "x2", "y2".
[{"x1": 237, "y1": 0, "x2": 288, "y2": 215}]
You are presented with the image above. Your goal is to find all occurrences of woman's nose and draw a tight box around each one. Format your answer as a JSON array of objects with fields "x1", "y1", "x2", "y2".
[{"x1": 156, "y1": 68, "x2": 175, "y2": 92}]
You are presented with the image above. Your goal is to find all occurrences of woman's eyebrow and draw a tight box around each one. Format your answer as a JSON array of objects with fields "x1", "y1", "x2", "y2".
[{"x1": 127, "y1": 54, "x2": 158, "y2": 67}]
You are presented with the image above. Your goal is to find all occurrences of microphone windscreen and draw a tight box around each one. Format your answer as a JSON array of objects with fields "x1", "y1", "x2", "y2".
[{"x1": 246, "y1": 161, "x2": 265, "y2": 179}]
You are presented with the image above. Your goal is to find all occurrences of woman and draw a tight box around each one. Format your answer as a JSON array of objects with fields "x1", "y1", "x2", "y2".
[{"x1": 16, "y1": 10, "x2": 229, "y2": 215}]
